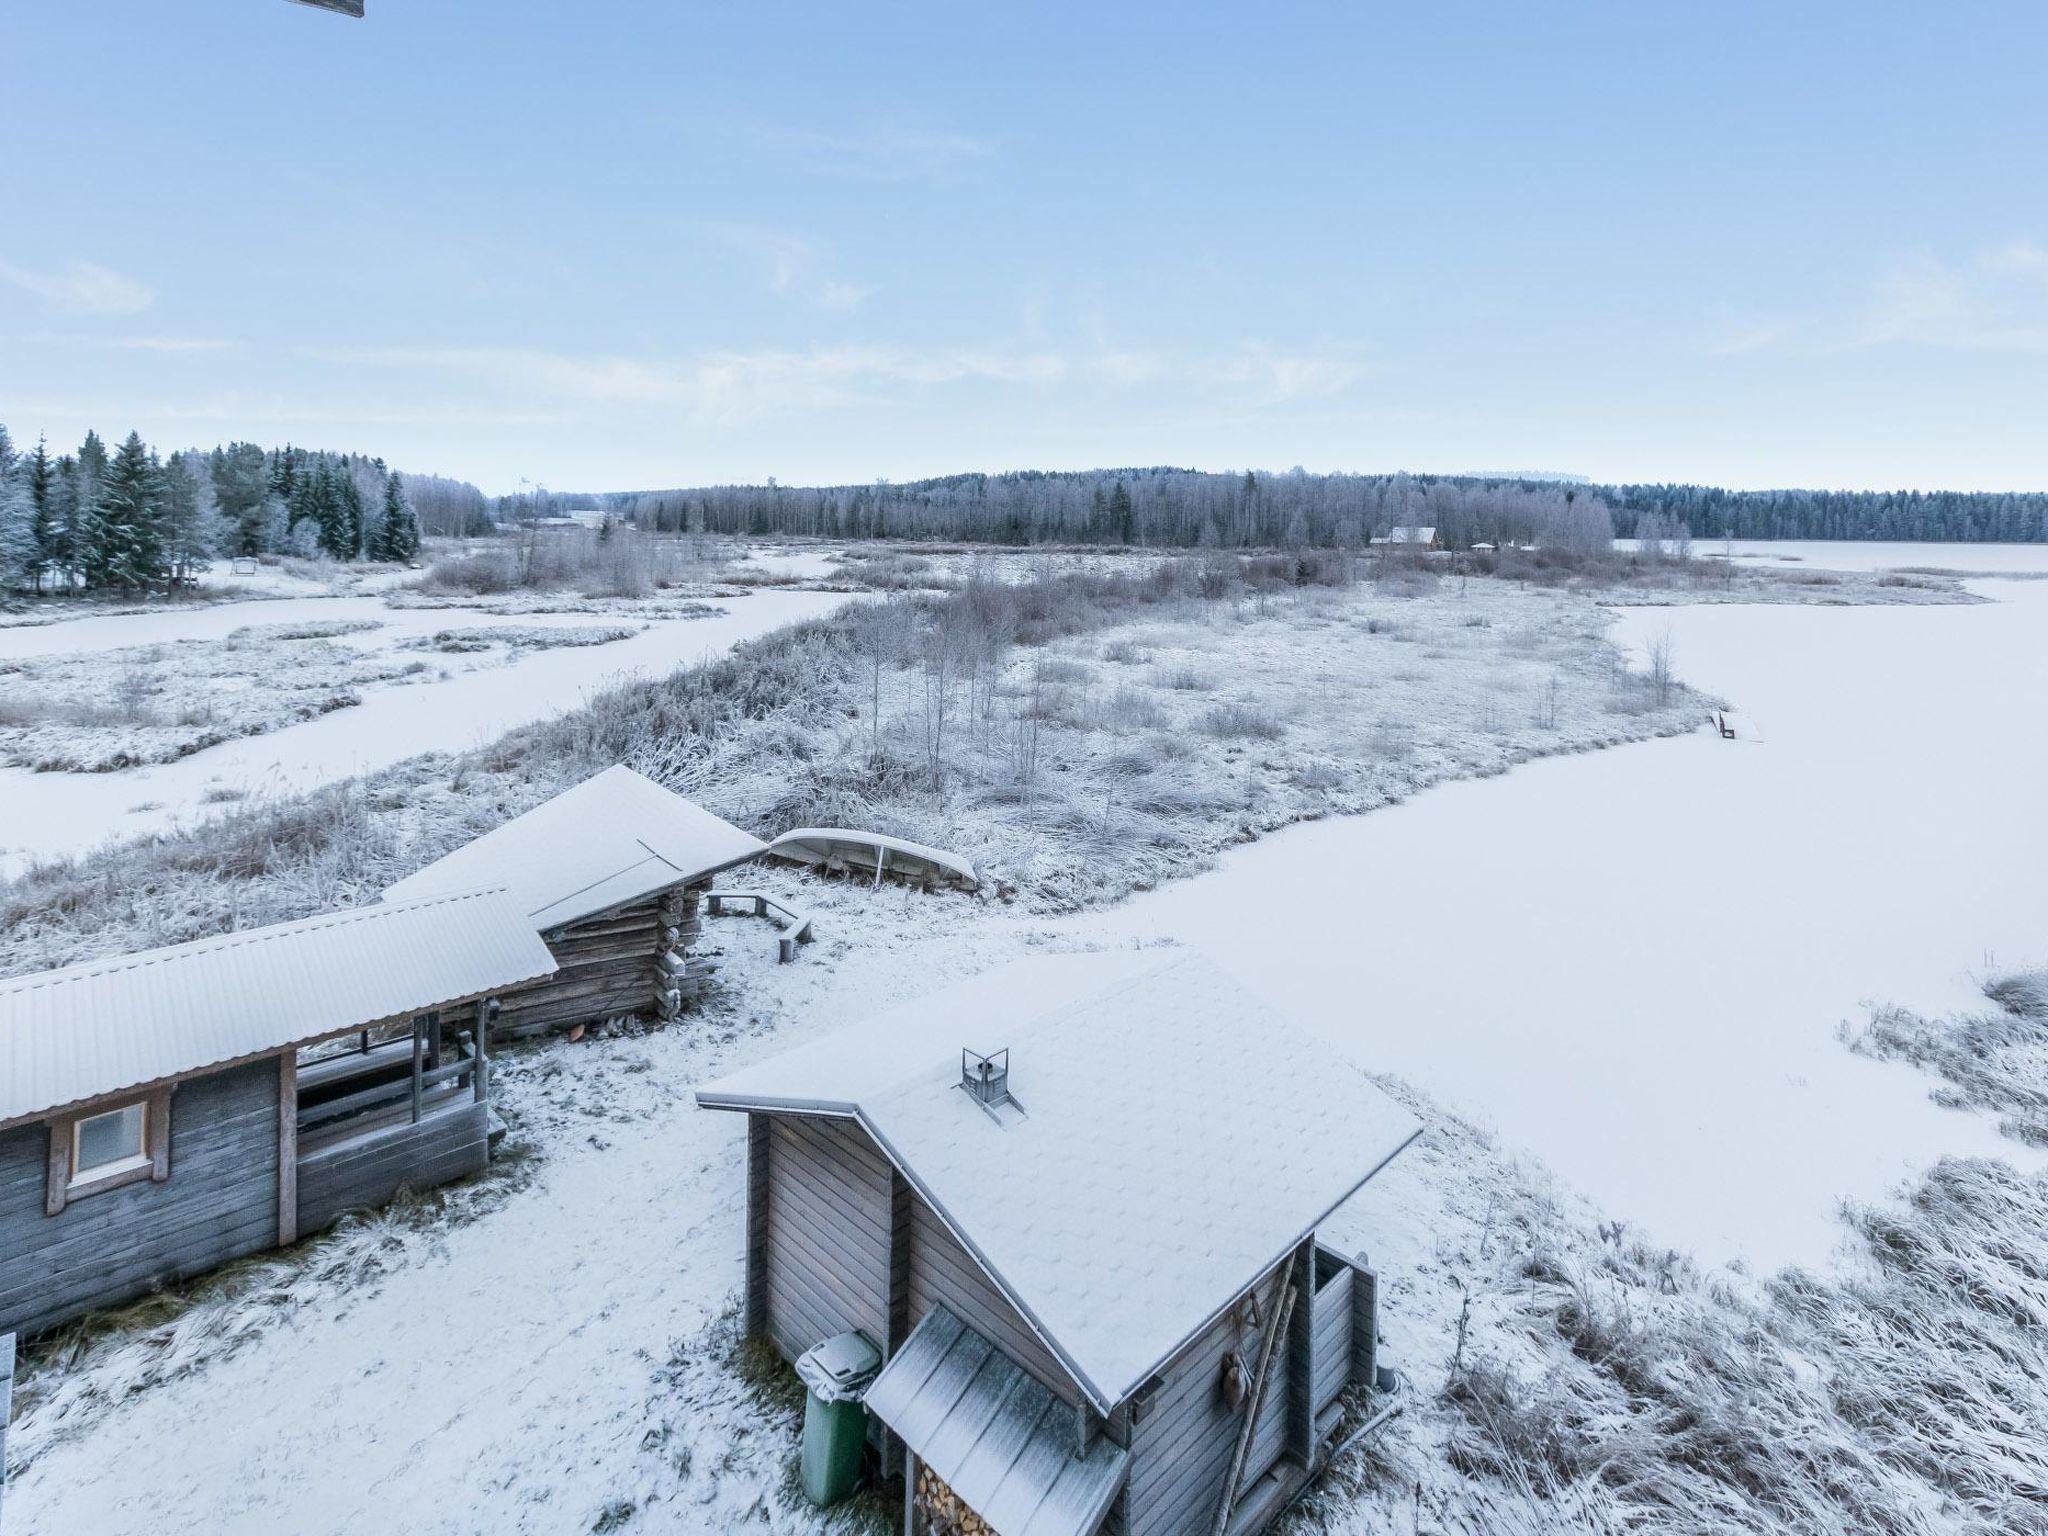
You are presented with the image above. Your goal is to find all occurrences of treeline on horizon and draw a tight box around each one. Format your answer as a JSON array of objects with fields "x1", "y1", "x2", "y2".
[
  {"x1": 543, "y1": 467, "x2": 2048, "y2": 548},
  {"x1": 0, "y1": 423, "x2": 493, "y2": 596}
]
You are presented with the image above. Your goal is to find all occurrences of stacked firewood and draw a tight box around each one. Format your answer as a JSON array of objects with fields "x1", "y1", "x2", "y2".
[{"x1": 915, "y1": 1465, "x2": 992, "y2": 1536}]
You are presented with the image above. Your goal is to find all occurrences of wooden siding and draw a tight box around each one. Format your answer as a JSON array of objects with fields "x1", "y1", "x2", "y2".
[
  {"x1": 1122, "y1": 1259, "x2": 1297, "y2": 1536},
  {"x1": 1310, "y1": 1261, "x2": 1354, "y2": 1417},
  {"x1": 490, "y1": 895, "x2": 685, "y2": 1041},
  {"x1": 760, "y1": 1114, "x2": 891, "y2": 1363},
  {"x1": 905, "y1": 1194, "x2": 1083, "y2": 1414},
  {"x1": 295, "y1": 1100, "x2": 490, "y2": 1237},
  {"x1": 0, "y1": 1059, "x2": 280, "y2": 1340}
]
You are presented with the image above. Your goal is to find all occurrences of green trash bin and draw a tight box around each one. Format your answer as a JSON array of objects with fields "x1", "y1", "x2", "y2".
[{"x1": 795, "y1": 1330, "x2": 883, "y2": 1507}]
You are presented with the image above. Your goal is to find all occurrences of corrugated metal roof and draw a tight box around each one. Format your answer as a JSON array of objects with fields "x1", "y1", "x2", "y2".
[
  {"x1": 384, "y1": 766, "x2": 767, "y2": 933},
  {"x1": 0, "y1": 887, "x2": 556, "y2": 1128},
  {"x1": 865, "y1": 1306, "x2": 1128, "y2": 1536},
  {"x1": 697, "y1": 950, "x2": 1423, "y2": 1413}
]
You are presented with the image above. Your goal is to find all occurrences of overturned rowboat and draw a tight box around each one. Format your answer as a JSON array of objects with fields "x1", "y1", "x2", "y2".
[{"x1": 762, "y1": 827, "x2": 979, "y2": 892}]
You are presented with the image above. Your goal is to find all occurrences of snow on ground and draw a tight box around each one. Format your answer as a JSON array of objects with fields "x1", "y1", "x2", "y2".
[
  {"x1": 1667, "y1": 538, "x2": 2048, "y2": 575},
  {"x1": 0, "y1": 588, "x2": 849, "y2": 875},
  {"x1": 8, "y1": 544, "x2": 2045, "y2": 1533},
  {"x1": 1072, "y1": 576, "x2": 2048, "y2": 1271}
]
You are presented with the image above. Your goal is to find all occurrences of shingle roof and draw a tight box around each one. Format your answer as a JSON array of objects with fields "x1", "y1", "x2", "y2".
[
  {"x1": 865, "y1": 1306, "x2": 1128, "y2": 1536},
  {"x1": 0, "y1": 887, "x2": 556, "y2": 1128},
  {"x1": 384, "y1": 766, "x2": 766, "y2": 933},
  {"x1": 696, "y1": 950, "x2": 1422, "y2": 1413}
]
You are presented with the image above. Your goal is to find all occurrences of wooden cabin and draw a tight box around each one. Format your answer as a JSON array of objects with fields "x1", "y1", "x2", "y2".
[
  {"x1": 0, "y1": 887, "x2": 555, "y2": 1340},
  {"x1": 384, "y1": 766, "x2": 766, "y2": 1040},
  {"x1": 696, "y1": 951, "x2": 1421, "y2": 1536},
  {"x1": 1379, "y1": 525, "x2": 1441, "y2": 550}
]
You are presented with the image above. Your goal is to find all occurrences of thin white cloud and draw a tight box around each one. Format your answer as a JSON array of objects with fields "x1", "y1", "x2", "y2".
[
  {"x1": 709, "y1": 225, "x2": 870, "y2": 311},
  {"x1": 750, "y1": 121, "x2": 992, "y2": 182},
  {"x1": 0, "y1": 260, "x2": 154, "y2": 316},
  {"x1": 315, "y1": 340, "x2": 1365, "y2": 420},
  {"x1": 111, "y1": 335, "x2": 237, "y2": 353},
  {"x1": 1714, "y1": 241, "x2": 2048, "y2": 357}
]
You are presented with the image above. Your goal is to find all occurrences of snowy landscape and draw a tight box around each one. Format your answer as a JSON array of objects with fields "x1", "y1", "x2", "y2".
[
  {"x1": 7, "y1": 5, "x2": 2047, "y2": 1534},
  {"x1": 2, "y1": 528, "x2": 2044, "y2": 1536}
]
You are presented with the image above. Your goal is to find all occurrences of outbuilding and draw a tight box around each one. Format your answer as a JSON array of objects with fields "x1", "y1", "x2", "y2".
[
  {"x1": 0, "y1": 886, "x2": 556, "y2": 1340},
  {"x1": 385, "y1": 766, "x2": 766, "y2": 1039},
  {"x1": 695, "y1": 950, "x2": 1421, "y2": 1536},
  {"x1": 1380, "y1": 525, "x2": 1441, "y2": 549}
]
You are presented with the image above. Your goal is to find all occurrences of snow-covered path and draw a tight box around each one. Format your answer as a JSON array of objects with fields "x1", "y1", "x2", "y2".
[
  {"x1": 0, "y1": 589, "x2": 847, "y2": 875},
  {"x1": 1074, "y1": 579, "x2": 2048, "y2": 1271}
]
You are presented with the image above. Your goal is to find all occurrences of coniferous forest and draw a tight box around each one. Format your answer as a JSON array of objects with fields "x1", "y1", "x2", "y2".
[
  {"x1": 0, "y1": 423, "x2": 491, "y2": 596},
  {"x1": 575, "y1": 467, "x2": 2048, "y2": 550}
]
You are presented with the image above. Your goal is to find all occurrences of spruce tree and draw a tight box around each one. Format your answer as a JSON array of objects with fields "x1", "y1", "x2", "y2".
[
  {"x1": 0, "y1": 426, "x2": 33, "y2": 594},
  {"x1": 26, "y1": 436, "x2": 55, "y2": 591},
  {"x1": 83, "y1": 432, "x2": 166, "y2": 591},
  {"x1": 378, "y1": 471, "x2": 420, "y2": 561}
]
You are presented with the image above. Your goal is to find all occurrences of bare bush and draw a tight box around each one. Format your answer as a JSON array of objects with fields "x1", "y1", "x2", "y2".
[{"x1": 1197, "y1": 702, "x2": 1286, "y2": 740}]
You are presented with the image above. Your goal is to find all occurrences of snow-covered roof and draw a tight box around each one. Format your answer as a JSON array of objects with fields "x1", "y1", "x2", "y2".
[
  {"x1": 1385, "y1": 525, "x2": 1437, "y2": 543},
  {"x1": 0, "y1": 887, "x2": 556, "y2": 1129},
  {"x1": 763, "y1": 827, "x2": 979, "y2": 890},
  {"x1": 865, "y1": 1306, "x2": 1128, "y2": 1536},
  {"x1": 384, "y1": 766, "x2": 767, "y2": 933},
  {"x1": 696, "y1": 950, "x2": 1422, "y2": 1413}
]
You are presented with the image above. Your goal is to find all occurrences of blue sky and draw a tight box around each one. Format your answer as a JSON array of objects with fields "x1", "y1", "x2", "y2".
[{"x1": 3, "y1": 0, "x2": 2045, "y2": 494}]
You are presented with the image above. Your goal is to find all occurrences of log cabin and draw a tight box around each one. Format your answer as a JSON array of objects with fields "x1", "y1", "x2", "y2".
[
  {"x1": 0, "y1": 886, "x2": 556, "y2": 1341},
  {"x1": 695, "y1": 950, "x2": 1422, "y2": 1536},
  {"x1": 384, "y1": 766, "x2": 767, "y2": 1040}
]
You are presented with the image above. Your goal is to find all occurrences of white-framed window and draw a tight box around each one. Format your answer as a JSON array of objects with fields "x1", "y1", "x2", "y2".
[
  {"x1": 46, "y1": 1086, "x2": 171, "y2": 1214},
  {"x1": 71, "y1": 1100, "x2": 151, "y2": 1184}
]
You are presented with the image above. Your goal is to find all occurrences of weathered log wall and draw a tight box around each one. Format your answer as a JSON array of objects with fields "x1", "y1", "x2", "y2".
[
  {"x1": 489, "y1": 883, "x2": 707, "y2": 1041},
  {"x1": 0, "y1": 1059, "x2": 280, "y2": 1340}
]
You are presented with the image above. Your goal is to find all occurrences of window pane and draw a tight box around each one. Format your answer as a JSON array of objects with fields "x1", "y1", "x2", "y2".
[{"x1": 75, "y1": 1103, "x2": 146, "y2": 1173}]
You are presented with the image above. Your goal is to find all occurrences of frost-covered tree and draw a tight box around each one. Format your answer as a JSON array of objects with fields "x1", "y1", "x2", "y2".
[
  {"x1": 210, "y1": 441, "x2": 274, "y2": 555},
  {"x1": 161, "y1": 450, "x2": 225, "y2": 582},
  {"x1": 81, "y1": 431, "x2": 166, "y2": 591},
  {"x1": 373, "y1": 470, "x2": 420, "y2": 561},
  {"x1": 0, "y1": 426, "x2": 36, "y2": 593}
]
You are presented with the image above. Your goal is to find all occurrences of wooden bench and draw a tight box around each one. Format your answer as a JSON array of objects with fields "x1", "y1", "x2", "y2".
[{"x1": 706, "y1": 892, "x2": 816, "y2": 963}]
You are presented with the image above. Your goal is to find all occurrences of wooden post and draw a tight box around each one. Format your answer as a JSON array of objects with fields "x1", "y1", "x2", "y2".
[
  {"x1": 277, "y1": 1052, "x2": 299, "y2": 1247},
  {"x1": 1350, "y1": 1255, "x2": 1379, "y2": 1390},
  {"x1": 1, "y1": 1330, "x2": 13, "y2": 1536},
  {"x1": 473, "y1": 998, "x2": 491, "y2": 1105},
  {"x1": 903, "y1": 1449, "x2": 920, "y2": 1536},
  {"x1": 745, "y1": 1115, "x2": 771, "y2": 1337},
  {"x1": 426, "y1": 1010, "x2": 443, "y2": 1071},
  {"x1": 409, "y1": 1017, "x2": 424, "y2": 1125},
  {"x1": 1287, "y1": 1238, "x2": 1317, "y2": 1469}
]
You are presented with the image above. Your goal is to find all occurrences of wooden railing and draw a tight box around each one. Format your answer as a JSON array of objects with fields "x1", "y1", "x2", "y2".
[{"x1": 707, "y1": 891, "x2": 816, "y2": 963}]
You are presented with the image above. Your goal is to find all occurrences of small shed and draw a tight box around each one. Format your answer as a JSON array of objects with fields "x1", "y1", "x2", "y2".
[
  {"x1": 385, "y1": 766, "x2": 766, "y2": 1039},
  {"x1": 0, "y1": 887, "x2": 555, "y2": 1340},
  {"x1": 696, "y1": 950, "x2": 1422, "y2": 1536}
]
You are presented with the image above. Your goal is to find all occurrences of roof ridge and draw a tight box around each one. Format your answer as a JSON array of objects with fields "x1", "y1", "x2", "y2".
[{"x1": 0, "y1": 884, "x2": 512, "y2": 995}]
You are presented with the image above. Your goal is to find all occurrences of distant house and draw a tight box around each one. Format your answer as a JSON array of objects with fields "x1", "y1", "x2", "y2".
[
  {"x1": 1378, "y1": 526, "x2": 1440, "y2": 549},
  {"x1": 385, "y1": 767, "x2": 766, "y2": 1039},
  {"x1": 0, "y1": 888, "x2": 555, "y2": 1339},
  {"x1": 696, "y1": 951, "x2": 1421, "y2": 1536}
]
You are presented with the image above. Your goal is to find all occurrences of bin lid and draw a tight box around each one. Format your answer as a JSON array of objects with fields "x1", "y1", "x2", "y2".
[{"x1": 797, "y1": 1330, "x2": 882, "y2": 1402}]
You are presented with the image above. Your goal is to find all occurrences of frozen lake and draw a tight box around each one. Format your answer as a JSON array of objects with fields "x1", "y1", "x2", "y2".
[
  {"x1": 0, "y1": 582, "x2": 847, "y2": 875},
  {"x1": 1634, "y1": 537, "x2": 2048, "y2": 576},
  {"x1": 1081, "y1": 576, "x2": 2048, "y2": 1271}
]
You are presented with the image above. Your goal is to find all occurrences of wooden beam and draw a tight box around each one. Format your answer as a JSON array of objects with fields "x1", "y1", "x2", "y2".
[
  {"x1": 745, "y1": 1115, "x2": 771, "y2": 1337},
  {"x1": 1, "y1": 1330, "x2": 13, "y2": 1535},
  {"x1": 1287, "y1": 1237, "x2": 1317, "y2": 1468},
  {"x1": 409, "y1": 1018, "x2": 424, "y2": 1125},
  {"x1": 277, "y1": 1052, "x2": 299, "y2": 1246},
  {"x1": 472, "y1": 999, "x2": 491, "y2": 1105}
]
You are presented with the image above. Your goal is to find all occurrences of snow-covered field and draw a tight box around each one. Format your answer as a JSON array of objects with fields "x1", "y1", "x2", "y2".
[
  {"x1": 6, "y1": 543, "x2": 2046, "y2": 1534},
  {"x1": 1079, "y1": 575, "x2": 2048, "y2": 1270},
  {"x1": 0, "y1": 553, "x2": 847, "y2": 874}
]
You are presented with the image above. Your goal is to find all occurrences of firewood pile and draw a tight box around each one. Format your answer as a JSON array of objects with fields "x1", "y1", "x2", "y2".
[{"x1": 916, "y1": 1464, "x2": 992, "y2": 1536}]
